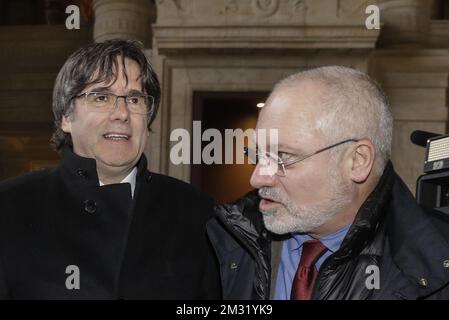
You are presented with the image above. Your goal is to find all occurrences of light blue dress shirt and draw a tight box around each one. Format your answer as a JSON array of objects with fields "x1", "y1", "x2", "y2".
[{"x1": 273, "y1": 224, "x2": 351, "y2": 300}]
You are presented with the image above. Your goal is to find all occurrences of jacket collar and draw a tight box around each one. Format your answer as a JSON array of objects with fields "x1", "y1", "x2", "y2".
[
  {"x1": 387, "y1": 174, "x2": 449, "y2": 298},
  {"x1": 330, "y1": 161, "x2": 449, "y2": 297},
  {"x1": 212, "y1": 189, "x2": 272, "y2": 300},
  {"x1": 60, "y1": 147, "x2": 149, "y2": 186},
  {"x1": 329, "y1": 161, "x2": 395, "y2": 265}
]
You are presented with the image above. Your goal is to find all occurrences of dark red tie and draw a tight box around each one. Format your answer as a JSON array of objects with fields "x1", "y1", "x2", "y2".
[{"x1": 290, "y1": 240, "x2": 327, "y2": 300}]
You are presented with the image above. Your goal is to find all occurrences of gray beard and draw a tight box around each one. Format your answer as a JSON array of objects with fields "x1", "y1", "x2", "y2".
[{"x1": 258, "y1": 169, "x2": 353, "y2": 235}]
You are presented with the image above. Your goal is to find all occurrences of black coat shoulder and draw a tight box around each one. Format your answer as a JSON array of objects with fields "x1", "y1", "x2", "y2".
[
  {"x1": 0, "y1": 169, "x2": 55, "y2": 196},
  {"x1": 147, "y1": 172, "x2": 214, "y2": 204}
]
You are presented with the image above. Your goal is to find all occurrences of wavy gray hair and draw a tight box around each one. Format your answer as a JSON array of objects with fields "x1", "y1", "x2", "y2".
[{"x1": 275, "y1": 66, "x2": 393, "y2": 176}]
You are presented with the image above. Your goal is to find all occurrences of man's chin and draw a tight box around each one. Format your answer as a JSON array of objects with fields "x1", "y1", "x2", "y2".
[
  {"x1": 261, "y1": 210, "x2": 316, "y2": 235},
  {"x1": 263, "y1": 223, "x2": 293, "y2": 235},
  {"x1": 98, "y1": 157, "x2": 133, "y2": 167},
  {"x1": 261, "y1": 212, "x2": 291, "y2": 235},
  {"x1": 94, "y1": 154, "x2": 140, "y2": 173},
  {"x1": 263, "y1": 220, "x2": 308, "y2": 235},
  {"x1": 96, "y1": 148, "x2": 141, "y2": 166}
]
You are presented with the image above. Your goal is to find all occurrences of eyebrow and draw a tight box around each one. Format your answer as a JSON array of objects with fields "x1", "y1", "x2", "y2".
[
  {"x1": 86, "y1": 86, "x2": 113, "y2": 93},
  {"x1": 255, "y1": 144, "x2": 299, "y2": 157},
  {"x1": 270, "y1": 143, "x2": 299, "y2": 153},
  {"x1": 87, "y1": 87, "x2": 145, "y2": 95}
]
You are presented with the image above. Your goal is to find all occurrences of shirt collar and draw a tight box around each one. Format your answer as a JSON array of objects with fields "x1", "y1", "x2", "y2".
[
  {"x1": 99, "y1": 167, "x2": 138, "y2": 198},
  {"x1": 287, "y1": 224, "x2": 352, "y2": 253}
]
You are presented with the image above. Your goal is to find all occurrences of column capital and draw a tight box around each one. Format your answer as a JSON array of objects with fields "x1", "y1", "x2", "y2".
[
  {"x1": 378, "y1": 0, "x2": 433, "y2": 47},
  {"x1": 93, "y1": 0, "x2": 155, "y2": 47}
]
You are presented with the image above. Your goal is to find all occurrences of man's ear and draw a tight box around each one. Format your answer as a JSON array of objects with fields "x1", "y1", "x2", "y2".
[
  {"x1": 61, "y1": 116, "x2": 72, "y2": 133},
  {"x1": 348, "y1": 140, "x2": 375, "y2": 183}
]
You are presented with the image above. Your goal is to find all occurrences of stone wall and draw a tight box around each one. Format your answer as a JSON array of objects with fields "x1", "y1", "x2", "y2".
[
  {"x1": 1, "y1": 0, "x2": 448, "y2": 194},
  {"x1": 147, "y1": 0, "x2": 449, "y2": 192}
]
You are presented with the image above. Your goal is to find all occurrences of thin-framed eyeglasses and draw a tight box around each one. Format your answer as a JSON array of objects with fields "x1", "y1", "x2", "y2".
[
  {"x1": 244, "y1": 138, "x2": 359, "y2": 177},
  {"x1": 74, "y1": 91, "x2": 155, "y2": 115}
]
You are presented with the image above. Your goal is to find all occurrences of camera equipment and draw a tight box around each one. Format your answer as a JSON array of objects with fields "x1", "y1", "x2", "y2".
[{"x1": 413, "y1": 130, "x2": 449, "y2": 214}]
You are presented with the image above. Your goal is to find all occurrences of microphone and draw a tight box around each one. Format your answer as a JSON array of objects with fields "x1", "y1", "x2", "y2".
[{"x1": 410, "y1": 130, "x2": 440, "y2": 147}]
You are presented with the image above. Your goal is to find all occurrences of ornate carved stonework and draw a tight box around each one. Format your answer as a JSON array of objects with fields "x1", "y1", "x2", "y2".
[
  {"x1": 251, "y1": 0, "x2": 280, "y2": 17},
  {"x1": 156, "y1": 0, "x2": 378, "y2": 26},
  {"x1": 153, "y1": 0, "x2": 380, "y2": 52},
  {"x1": 338, "y1": 0, "x2": 371, "y2": 17},
  {"x1": 221, "y1": 0, "x2": 239, "y2": 14}
]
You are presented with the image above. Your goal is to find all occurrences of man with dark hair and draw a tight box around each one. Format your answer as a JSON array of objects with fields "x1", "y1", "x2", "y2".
[{"x1": 0, "y1": 40, "x2": 221, "y2": 299}]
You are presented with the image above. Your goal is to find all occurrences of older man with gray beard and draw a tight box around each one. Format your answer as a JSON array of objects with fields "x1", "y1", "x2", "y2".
[{"x1": 207, "y1": 65, "x2": 449, "y2": 300}]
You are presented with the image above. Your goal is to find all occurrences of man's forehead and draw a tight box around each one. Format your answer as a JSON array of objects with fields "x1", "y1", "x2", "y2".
[
  {"x1": 84, "y1": 57, "x2": 143, "y2": 91},
  {"x1": 254, "y1": 80, "x2": 325, "y2": 149},
  {"x1": 253, "y1": 127, "x2": 317, "y2": 151},
  {"x1": 254, "y1": 120, "x2": 318, "y2": 151},
  {"x1": 270, "y1": 79, "x2": 324, "y2": 107},
  {"x1": 256, "y1": 96, "x2": 319, "y2": 131}
]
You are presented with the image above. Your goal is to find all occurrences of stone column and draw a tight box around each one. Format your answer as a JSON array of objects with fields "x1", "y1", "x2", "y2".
[
  {"x1": 378, "y1": 0, "x2": 433, "y2": 47},
  {"x1": 371, "y1": 49, "x2": 449, "y2": 192},
  {"x1": 93, "y1": 0, "x2": 155, "y2": 47}
]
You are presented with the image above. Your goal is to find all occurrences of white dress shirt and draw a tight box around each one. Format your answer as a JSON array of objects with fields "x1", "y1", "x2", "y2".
[{"x1": 99, "y1": 167, "x2": 137, "y2": 198}]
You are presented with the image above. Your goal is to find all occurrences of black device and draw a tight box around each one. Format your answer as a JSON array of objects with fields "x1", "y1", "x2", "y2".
[{"x1": 413, "y1": 130, "x2": 449, "y2": 214}]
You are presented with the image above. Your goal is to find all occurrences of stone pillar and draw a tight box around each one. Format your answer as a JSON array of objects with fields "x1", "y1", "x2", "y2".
[
  {"x1": 378, "y1": 0, "x2": 433, "y2": 47},
  {"x1": 371, "y1": 49, "x2": 449, "y2": 192},
  {"x1": 93, "y1": 0, "x2": 155, "y2": 47}
]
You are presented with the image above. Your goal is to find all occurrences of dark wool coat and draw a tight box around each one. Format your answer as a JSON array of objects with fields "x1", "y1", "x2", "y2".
[{"x1": 0, "y1": 149, "x2": 221, "y2": 299}]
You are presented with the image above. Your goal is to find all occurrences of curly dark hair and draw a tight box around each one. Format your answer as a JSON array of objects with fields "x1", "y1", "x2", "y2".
[{"x1": 50, "y1": 39, "x2": 161, "y2": 153}]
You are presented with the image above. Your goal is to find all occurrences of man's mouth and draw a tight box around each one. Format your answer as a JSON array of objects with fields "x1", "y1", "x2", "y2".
[
  {"x1": 102, "y1": 133, "x2": 131, "y2": 141},
  {"x1": 259, "y1": 196, "x2": 279, "y2": 211}
]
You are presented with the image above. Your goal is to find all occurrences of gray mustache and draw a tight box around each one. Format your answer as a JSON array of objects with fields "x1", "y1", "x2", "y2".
[{"x1": 258, "y1": 187, "x2": 283, "y2": 202}]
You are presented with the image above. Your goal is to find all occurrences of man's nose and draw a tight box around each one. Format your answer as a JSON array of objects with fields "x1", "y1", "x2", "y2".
[
  {"x1": 110, "y1": 96, "x2": 130, "y2": 122},
  {"x1": 250, "y1": 162, "x2": 277, "y2": 189}
]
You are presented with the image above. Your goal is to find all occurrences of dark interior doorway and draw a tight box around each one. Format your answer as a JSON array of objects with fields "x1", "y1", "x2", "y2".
[{"x1": 191, "y1": 91, "x2": 268, "y2": 204}]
